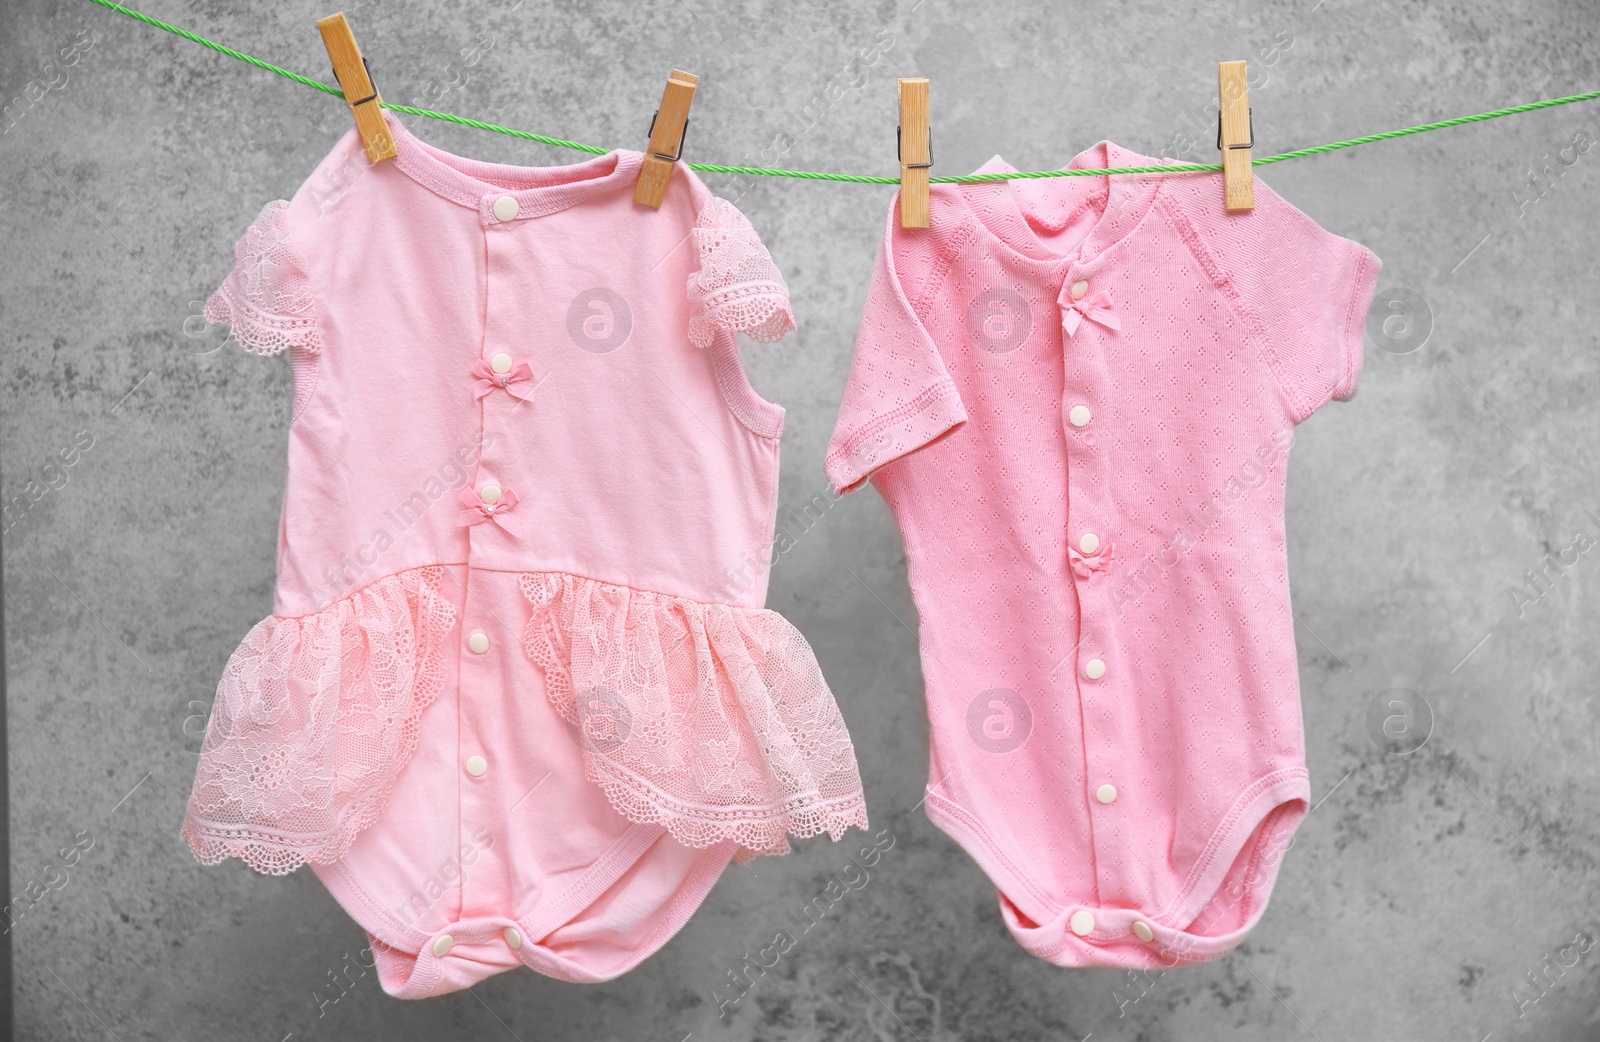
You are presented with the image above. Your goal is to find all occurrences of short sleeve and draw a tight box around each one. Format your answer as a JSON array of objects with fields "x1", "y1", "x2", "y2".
[
  {"x1": 205, "y1": 199, "x2": 322, "y2": 357},
  {"x1": 685, "y1": 196, "x2": 795, "y2": 349},
  {"x1": 1199, "y1": 179, "x2": 1380, "y2": 423},
  {"x1": 823, "y1": 208, "x2": 967, "y2": 494}
]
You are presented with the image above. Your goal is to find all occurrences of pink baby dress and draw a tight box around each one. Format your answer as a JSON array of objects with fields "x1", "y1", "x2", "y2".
[
  {"x1": 826, "y1": 143, "x2": 1379, "y2": 969},
  {"x1": 183, "y1": 112, "x2": 866, "y2": 998}
]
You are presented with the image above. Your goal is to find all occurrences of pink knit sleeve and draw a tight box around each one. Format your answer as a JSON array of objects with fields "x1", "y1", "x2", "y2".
[
  {"x1": 1196, "y1": 179, "x2": 1380, "y2": 423},
  {"x1": 824, "y1": 210, "x2": 967, "y2": 494}
]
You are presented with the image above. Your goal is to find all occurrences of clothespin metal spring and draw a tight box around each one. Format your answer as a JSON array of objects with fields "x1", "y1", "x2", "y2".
[{"x1": 645, "y1": 110, "x2": 691, "y2": 163}]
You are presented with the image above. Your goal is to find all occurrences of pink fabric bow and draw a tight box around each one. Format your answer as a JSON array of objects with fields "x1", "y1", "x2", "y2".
[
  {"x1": 458, "y1": 486, "x2": 523, "y2": 536},
  {"x1": 1069, "y1": 540, "x2": 1113, "y2": 579},
  {"x1": 470, "y1": 358, "x2": 536, "y2": 400},
  {"x1": 1058, "y1": 287, "x2": 1120, "y2": 338}
]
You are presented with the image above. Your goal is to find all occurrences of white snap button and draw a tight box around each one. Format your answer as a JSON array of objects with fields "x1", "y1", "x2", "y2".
[
  {"x1": 466, "y1": 755, "x2": 488, "y2": 778},
  {"x1": 492, "y1": 195, "x2": 519, "y2": 222},
  {"x1": 468, "y1": 632, "x2": 490, "y2": 654},
  {"x1": 1070, "y1": 910, "x2": 1096, "y2": 936},
  {"x1": 1069, "y1": 405, "x2": 1092, "y2": 428},
  {"x1": 432, "y1": 935, "x2": 453, "y2": 957},
  {"x1": 1079, "y1": 532, "x2": 1100, "y2": 554},
  {"x1": 1096, "y1": 783, "x2": 1117, "y2": 804},
  {"x1": 479, "y1": 484, "x2": 502, "y2": 505},
  {"x1": 1132, "y1": 921, "x2": 1155, "y2": 943},
  {"x1": 1071, "y1": 280, "x2": 1088, "y2": 300},
  {"x1": 503, "y1": 926, "x2": 523, "y2": 949},
  {"x1": 490, "y1": 352, "x2": 513, "y2": 374},
  {"x1": 1085, "y1": 658, "x2": 1106, "y2": 680}
]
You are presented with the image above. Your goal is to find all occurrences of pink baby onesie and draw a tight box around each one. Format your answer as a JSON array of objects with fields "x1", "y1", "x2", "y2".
[
  {"x1": 826, "y1": 142, "x2": 1379, "y2": 968},
  {"x1": 183, "y1": 113, "x2": 866, "y2": 998}
]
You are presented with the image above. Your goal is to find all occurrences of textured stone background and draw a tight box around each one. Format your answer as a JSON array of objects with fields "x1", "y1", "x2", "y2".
[{"x1": 4, "y1": 0, "x2": 1600, "y2": 1038}]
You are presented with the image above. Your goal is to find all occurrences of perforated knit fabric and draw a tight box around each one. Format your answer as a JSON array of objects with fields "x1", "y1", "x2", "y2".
[
  {"x1": 185, "y1": 112, "x2": 863, "y2": 999},
  {"x1": 825, "y1": 142, "x2": 1379, "y2": 970},
  {"x1": 686, "y1": 196, "x2": 796, "y2": 349}
]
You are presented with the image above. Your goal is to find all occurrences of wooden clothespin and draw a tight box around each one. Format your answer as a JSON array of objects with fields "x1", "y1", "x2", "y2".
[
  {"x1": 898, "y1": 78, "x2": 932, "y2": 229},
  {"x1": 318, "y1": 12, "x2": 396, "y2": 164},
  {"x1": 634, "y1": 69, "x2": 699, "y2": 207},
  {"x1": 1217, "y1": 60, "x2": 1253, "y2": 211}
]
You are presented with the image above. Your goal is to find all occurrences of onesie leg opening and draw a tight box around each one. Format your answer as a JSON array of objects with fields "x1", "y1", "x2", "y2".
[
  {"x1": 518, "y1": 833, "x2": 736, "y2": 984},
  {"x1": 1137, "y1": 776, "x2": 1309, "y2": 967},
  {"x1": 1180, "y1": 796, "x2": 1305, "y2": 941},
  {"x1": 999, "y1": 893, "x2": 1042, "y2": 931}
]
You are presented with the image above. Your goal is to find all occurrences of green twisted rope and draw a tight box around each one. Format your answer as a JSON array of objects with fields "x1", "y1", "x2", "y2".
[{"x1": 84, "y1": 0, "x2": 1600, "y2": 183}]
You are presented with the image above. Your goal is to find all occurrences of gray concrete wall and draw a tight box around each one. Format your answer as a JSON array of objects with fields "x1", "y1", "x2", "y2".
[{"x1": 3, "y1": 0, "x2": 1599, "y2": 1038}]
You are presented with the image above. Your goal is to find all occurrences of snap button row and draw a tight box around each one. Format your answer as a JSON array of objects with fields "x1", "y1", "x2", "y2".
[
  {"x1": 1069, "y1": 910, "x2": 1157, "y2": 943},
  {"x1": 434, "y1": 928, "x2": 524, "y2": 954}
]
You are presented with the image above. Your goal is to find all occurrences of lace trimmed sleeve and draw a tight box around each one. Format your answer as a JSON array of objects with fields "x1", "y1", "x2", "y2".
[
  {"x1": 205, "y1": 199, "x2": 323, "y2": 357},
  {"x1": 685, "y1": 196, "x2": 796, "y2": 349}
]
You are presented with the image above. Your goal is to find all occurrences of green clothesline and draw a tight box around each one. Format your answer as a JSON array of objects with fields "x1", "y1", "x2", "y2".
[{"x1": 85, "y1": 0, "x2": 1600, "y2": 183}]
